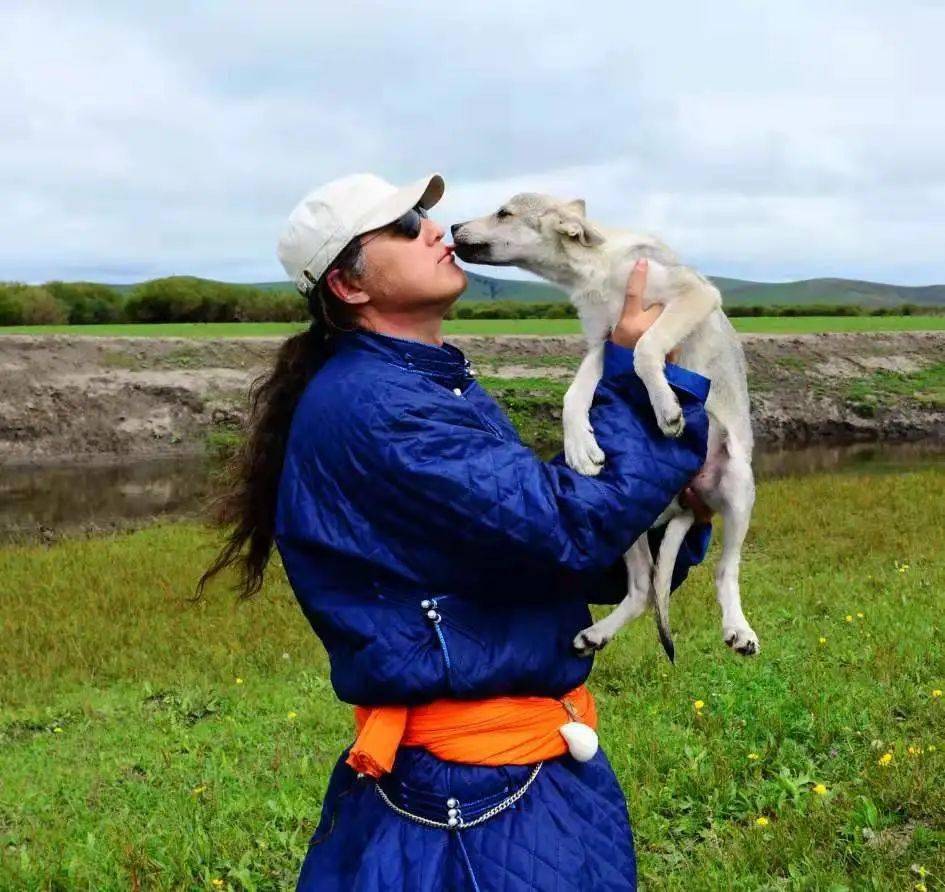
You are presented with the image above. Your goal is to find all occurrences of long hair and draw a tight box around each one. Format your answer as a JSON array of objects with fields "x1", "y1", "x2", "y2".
[{"x1": 193, "y1": 238, "x2": 365, "y2": 602}]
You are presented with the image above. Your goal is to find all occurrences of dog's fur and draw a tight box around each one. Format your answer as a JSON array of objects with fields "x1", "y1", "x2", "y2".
[{"x1": 452, "y1": 194, "x2": 759, "y2": 660}]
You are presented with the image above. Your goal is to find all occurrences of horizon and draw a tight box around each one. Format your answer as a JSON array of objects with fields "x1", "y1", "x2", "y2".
[{"x1": 8, "y1": 270, "x2": 945, "y2": 291}]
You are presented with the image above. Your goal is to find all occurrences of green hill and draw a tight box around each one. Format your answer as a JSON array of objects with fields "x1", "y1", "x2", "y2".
[
  {"x1": 96, "y1": 272, "x2": 945, "y2": 308},
  {"x1": 710, "y1": 276, "x2": 945, "y2": 308},
  {"x1": 251, "y1": 272, "x2": 945, "y2": 308}
]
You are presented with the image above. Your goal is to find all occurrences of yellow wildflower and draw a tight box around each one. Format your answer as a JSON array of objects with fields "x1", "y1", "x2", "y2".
[
  {"x1": 845, "y1": 615, "x2": 853, "y2": 623},
  {"x1": 694, "y1": 700, "x2": 705, "y2": 711},
  {"x1": 857, "y1": 612, "x2": 864, "y2": 619},
  {"x1": 755, "y1": 816, "x2": 769, "y2": 827},
  {"x1": 819, "y1": 637, "x2": 827, "y2": 645},
  {"x1": 878, "y1": 752, "x2": 893, "y2": 767},
  {"x1": 928, "y1": 744, "x2": 936, "y2": 752},
  {"x1": 53, "y1": 727, "x2": 63, "y2": 734},
  {"x1": 235, "y1": 677, "x2": 244, "y2": 685},
  {"x1": 932, "y1": 690, "x2": 942, "y2": 699},
  {"x1": 812, "y1": 783, "x2": 827, "y2": 795},
  {"x1": 191, "y1": 785, "x2": 207, "y2": 796},
  {"x1": 212, "y1": 881, "x2": 225, "y2": 889},
  {"x1": 747, "y1": 752, "x2": 759, "y2": 761},
  {"x1": 914, "y1": 883, "x2": 926, "y2": 892},
  {"x1": 287, "y1": 711, "x2": 298, "y2": 720}
]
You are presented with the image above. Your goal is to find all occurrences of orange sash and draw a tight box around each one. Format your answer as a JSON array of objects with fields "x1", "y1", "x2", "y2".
[{"x1": 346, "y1": 684, "x2": 597, "y2": 779}]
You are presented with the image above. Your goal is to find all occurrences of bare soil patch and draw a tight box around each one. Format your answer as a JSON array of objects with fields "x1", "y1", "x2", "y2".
[{"x1": 1, "y1": 331, "x2": 943, "y2": 465}]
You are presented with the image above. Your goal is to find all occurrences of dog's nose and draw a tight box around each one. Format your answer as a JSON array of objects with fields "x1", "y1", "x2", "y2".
[{"x1": 450, "y1": 222, "x2": 465, "y2": 238}]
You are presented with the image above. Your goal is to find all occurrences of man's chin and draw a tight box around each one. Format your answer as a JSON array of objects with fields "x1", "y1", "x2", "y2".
[{"x1": 444, "y1": 266, "x2": 468, "y2": 300}]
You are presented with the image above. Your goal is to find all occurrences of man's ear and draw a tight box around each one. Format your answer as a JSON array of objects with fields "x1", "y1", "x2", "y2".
[
  {"x1": 326, "y1": 268, "x2": 369, "y2": 305},
  {"x1": 553, "y1": 212, "x2": 605, "y2": 248}
]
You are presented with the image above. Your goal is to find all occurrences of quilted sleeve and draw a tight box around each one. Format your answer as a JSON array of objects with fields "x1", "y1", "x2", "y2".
[{"x1": 334, "y1": 342, "x2": 711, "y2": 598}]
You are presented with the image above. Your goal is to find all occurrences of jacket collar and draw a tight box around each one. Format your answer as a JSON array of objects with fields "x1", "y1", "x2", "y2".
[{"x1": 333, "y1": 327, "x2": 473, "y2": 385}]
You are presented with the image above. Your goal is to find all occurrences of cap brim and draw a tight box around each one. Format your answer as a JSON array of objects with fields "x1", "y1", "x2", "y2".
[{"x1": 354, "y1": 173, "x2": 445, "y2": 236}]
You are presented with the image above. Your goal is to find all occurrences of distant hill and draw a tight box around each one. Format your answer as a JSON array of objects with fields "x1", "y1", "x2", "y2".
[
  {"x1": 709, "y1": 276, "x2": 945, "y2": 309},
  {"x1": 103, "y1": 272, "x2": 944, "y2": 308}
]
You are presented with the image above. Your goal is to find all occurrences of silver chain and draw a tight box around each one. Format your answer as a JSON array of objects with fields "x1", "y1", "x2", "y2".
[{"x1": 372, "y1": 761, "x2": 544, "y2": 831}]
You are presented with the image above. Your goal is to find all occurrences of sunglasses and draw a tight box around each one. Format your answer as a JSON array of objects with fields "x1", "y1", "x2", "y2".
[{"x1": 360, "y1": 204, "x2": 428, "y2": 247}]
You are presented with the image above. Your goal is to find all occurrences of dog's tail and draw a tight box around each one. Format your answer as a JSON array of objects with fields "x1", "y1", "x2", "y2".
[{"x1": 653, "y1": 512, "x2": 696, "y2": 663}]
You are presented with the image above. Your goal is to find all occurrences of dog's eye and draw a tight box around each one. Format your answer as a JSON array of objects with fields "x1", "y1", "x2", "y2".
[{"x1": 496, "y1": 208, "x2": 513, "y2": 220}]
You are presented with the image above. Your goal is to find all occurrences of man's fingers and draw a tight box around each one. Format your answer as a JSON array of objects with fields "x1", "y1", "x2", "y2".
[{"x1": 621, "y1": 258, "x2": 648, "y2": 315}]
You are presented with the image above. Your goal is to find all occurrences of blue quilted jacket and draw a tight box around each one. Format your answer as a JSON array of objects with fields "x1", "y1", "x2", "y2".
[{"x1": 273, "y1": 328, "x2": 713, "y2": 891}]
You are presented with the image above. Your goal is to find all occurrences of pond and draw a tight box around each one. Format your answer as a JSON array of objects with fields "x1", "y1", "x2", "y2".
[{"x1": 1, "y1": 440, "x2": 944, "y2": 542}]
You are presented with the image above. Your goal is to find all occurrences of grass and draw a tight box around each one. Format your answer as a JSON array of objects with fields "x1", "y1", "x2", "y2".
[
  {"x1": 846, "y1": 364, "x2": 945, "y2": 415},
  {"x1": 2, "y1": 469, "x2": 944, "y2": 889},
  {"x1": 2, "y1": 316, "x2": 945, "y2": 338}
]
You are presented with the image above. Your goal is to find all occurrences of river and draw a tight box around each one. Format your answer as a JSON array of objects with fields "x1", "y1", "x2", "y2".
[{"x1": 1, "y1": 440, "x2": 944, "y2": 543}]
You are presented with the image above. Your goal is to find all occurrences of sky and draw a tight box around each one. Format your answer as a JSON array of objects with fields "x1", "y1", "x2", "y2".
[{"x1": 2, "y1": 1, "x2": 943, "y2": 286}]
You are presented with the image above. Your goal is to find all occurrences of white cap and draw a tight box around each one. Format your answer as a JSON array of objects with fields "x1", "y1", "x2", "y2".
[{"x1": 276, "y1": 172, "x2": 445, "y2": 294}]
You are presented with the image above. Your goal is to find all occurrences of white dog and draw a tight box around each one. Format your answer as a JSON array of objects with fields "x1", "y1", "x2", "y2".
[{"x1": 452, "y1": 194, "x2": 759, "y2": 660}]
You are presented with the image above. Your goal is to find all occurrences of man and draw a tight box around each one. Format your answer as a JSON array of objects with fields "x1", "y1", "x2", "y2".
[{"x1": 267, "y1": 172, "x2": 713, "y2": 890}]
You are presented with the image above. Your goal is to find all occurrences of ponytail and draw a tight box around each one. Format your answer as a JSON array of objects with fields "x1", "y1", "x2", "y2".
[{"x1": 194, "y1": 239, "x2": 363, "y2": 601}]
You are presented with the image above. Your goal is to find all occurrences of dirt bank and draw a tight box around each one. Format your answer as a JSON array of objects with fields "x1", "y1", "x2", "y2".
[{"x1": 1, "y1": 332, "x2": 943, "y2": 465}]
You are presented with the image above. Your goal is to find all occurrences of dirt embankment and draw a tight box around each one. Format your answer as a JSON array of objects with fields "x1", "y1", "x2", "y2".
[{"x1": 1, "y1": 332, "x2": 943, "y2": 465}]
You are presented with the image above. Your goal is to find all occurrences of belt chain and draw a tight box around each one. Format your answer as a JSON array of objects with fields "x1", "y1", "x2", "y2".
[{"x1": 370, "y1": 760, "x2": 544, "y2": 831}]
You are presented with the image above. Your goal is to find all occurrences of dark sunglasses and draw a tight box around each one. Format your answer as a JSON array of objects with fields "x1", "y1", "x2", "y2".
[{"x1": 360, "y1": 204, "x2": 428, "y2": 246}]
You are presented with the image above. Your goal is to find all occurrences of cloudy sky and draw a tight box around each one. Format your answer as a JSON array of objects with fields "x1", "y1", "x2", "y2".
[{"x1": 2, "y1": 1, "x2": 943, "y2": 286}]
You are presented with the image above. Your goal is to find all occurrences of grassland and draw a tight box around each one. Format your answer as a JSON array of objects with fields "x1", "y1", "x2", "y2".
[
  {"x1": 3, "y1": 315, "x2": 945, "y2": 338},
  {"x1": 2, "y1": 468, "x2": 944, "y2": 889}
]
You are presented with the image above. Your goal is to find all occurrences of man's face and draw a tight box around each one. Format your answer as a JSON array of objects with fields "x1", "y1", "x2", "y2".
[{"x1": 353, "y1": 210, "x2": 467, "y2": 313}]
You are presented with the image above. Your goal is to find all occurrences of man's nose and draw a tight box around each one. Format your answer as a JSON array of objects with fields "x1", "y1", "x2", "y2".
[{"x1": 425, "y1": 216, "x2": 445, "y2": 242}]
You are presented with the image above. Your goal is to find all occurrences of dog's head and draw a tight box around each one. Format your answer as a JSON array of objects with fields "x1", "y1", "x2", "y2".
[{"x1": 451, "y1": 193, "x2": 605, "y2": 277}]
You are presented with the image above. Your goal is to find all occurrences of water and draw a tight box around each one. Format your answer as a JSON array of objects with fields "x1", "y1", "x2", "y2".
[{"x1": 1, "y1": 441, "x2": 944, "y2": 542}]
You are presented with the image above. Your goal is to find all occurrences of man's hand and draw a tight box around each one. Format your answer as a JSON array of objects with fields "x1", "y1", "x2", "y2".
[
  {"x1": 679, "y1": 484, "x2": 713, "y2": 524},
  {"x1": 610, "y1": 258, "x2": 679, "y2": 363}
]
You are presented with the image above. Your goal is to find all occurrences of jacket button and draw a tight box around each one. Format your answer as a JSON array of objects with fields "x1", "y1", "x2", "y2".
[
  {"x1": 452, "y1": 387, "x2": 462, "y2": 396},
  {"x1": 447, "y1": 817, "x2": 460, "y2": 828},
  {"x1": 420, "y1": 599, "x2": 431, "y2": 609},
  {"x1": 446, "y1": 797, "x2": 459, "y2": 808}
]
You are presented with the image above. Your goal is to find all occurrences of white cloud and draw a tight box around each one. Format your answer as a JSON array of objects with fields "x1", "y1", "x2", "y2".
[{"x1": 0, "y1": 0, "x2": 942, "y2": 285}]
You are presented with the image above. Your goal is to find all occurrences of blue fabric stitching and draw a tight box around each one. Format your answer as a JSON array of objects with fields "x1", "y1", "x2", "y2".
[
  {"x1": 433, "y1": 621, "x2": 453, "y2": 689},
  {"x1": 456, "y1": 832, "x2": 482, "y2": 892}
]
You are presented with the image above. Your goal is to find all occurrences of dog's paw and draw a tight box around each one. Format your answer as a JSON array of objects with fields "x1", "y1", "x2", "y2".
[
  {"x1": 573, "y1": 626, "x2": 612, "y2": 657},
  {"x1": 564, "y1": 428, "x2": 605, "y2": 476},
  {"x1": 656, "y1": 399, "x2": 685, "y2": 438},
  {"x1": 723, "y1": 624, "x2": 760, "y2": 656}
]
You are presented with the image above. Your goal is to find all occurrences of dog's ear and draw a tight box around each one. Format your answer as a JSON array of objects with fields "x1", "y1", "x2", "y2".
[
  {"x1": 562, "y1": 199, "x2": 587, "y2": 217},
  {"x1": 553, "y1": 211, "x2": 605, "y2": 248}
]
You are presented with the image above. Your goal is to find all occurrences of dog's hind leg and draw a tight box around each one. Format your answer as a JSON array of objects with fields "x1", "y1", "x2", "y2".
[
  {"x1": 634, "y1": 269, "x2": 720, "y2": 437},
  {"x1": 573, "y1": 535, "x2": 652, "y2": 656},
  {"x1": 714, "y1": 444, "x2": 759, "y2": 656},
  {"x1": 652, "y1": 512, "x2": 695, "y2": 662},
  {"x1": 563, "y1": 342, "x2": 606, "y2": 476}
]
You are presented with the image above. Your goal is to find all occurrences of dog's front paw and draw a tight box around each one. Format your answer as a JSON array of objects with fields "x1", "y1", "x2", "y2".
[
  {"x1": 573, "y1": 625, "x2": 613, "y2": 657},
  {"x1": 723, "y1": 624, "x2": 760, "y2": 656},
  {"x1": 564, "y1": 427, "x2": 605, "y2": 476},
  {"x1": 655, "y1": 396, "x2": 685, "y2": 438}
]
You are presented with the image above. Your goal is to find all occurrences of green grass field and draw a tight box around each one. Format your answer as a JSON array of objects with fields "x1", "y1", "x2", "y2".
[
  {"x1": 2, "y1": 316, "x2": 945, "y2": 338},
  {"x1": 2, "y1": 469, "x2": 943, "y2": 889}
]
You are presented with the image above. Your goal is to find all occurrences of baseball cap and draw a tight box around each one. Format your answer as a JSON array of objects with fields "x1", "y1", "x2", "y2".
[{"x1": 277, "y1": 172, "x2": 445, "y2": 294}]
